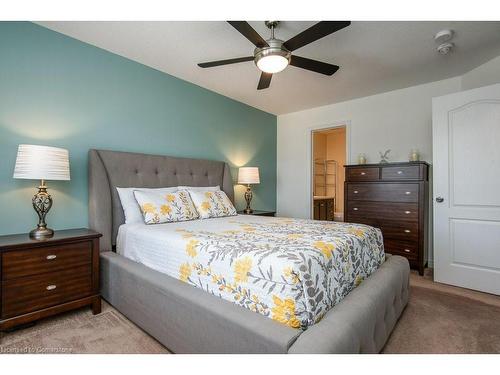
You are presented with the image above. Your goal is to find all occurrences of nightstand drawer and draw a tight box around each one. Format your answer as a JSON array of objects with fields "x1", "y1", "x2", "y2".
[
  {"x1": 1, "y1": 265, "x2": 92, "y2": 319},
  {"x1": 2, "y1": 241, "x2": 92, "y2": 280}
]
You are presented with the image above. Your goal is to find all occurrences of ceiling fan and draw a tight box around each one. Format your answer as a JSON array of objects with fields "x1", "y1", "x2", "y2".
[{"x1": 198, "y1": 21, "x2": 351, "y2": 90}]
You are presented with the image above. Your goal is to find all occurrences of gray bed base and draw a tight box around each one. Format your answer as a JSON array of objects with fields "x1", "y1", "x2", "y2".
[
  {"x1": 101, "y1": 252, "x2": 409, "y2": 353},
  {"x1": 89, "y1": 149, "x2": 410, "y2": 354}
]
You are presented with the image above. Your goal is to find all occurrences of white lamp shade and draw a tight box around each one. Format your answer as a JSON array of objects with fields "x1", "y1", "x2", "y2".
[
  {"x1": 238, "y1": 167, "x2": 260, "y2": 184},
  {"x1": 13, "y1": 144, "x2": 70, "y2": 181}
]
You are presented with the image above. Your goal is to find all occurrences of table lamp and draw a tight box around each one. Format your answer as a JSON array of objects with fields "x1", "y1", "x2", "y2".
[
  {"x1": 13, "y1": 144, "x2": 71, "y2": 239},
  {"x1": 238, "y1": 167, "x2": 260, "y2": 214}
]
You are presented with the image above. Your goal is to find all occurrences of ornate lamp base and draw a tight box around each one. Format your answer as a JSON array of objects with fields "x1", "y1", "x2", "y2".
[
  {"x1": 244, "y1": 185, "x2": 254, "y2": 214},
  {"x1": 29, "y1": 180, "x2": 54, "y2": 240},
  {"x1": 30, "y1": 226, "x2": 54, "y2": 240}
]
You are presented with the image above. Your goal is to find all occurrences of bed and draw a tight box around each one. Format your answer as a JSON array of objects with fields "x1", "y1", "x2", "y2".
[{"x1": 89, "y1": 149, "x2": 410, "y2": 353}]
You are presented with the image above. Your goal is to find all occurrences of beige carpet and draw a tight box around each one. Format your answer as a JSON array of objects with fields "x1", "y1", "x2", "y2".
[
  {"x1": 383, "y1": 285, "x2": 500, "y2": 353},
  {"x1": 0, "y1": 302, "x2": 168, "y2": 354},
  {"x1": 1, "y1": 270, "x2": 499, "y2": 354}
]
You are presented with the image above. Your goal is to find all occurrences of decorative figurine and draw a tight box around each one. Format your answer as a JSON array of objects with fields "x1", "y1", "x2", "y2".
[{"x1": 379, "y1": 149, "x2": 391, "y2": 164}]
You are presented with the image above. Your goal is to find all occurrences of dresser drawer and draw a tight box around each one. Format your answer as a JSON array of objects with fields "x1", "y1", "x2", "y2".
[
  {"x1": 346, "y1": 216, "x2": 380, "y2": 228},
  {"x1": 381, "y1": 165, "x2": 422, "y2": 180},
  {"x1": 347, "y1": 201, "x2": 418, "y2": 222},
  {"x1": 1, "y1": 265, "x2": 92, "y2": 319},
  {"x1": 384, "y1": 240, "x2": 418, "y2": 260},
  {"x1": 2, "y1": 241, "x2": 92, "y2": 281},
  {"x1": 379, "y1": 222, "x2": 419, "y2": 242},
  {"x1": 347, "y1": 183, "x2": 419, "y2": 203},
  {"x1": 346, "y1": 167, "x2": 379, "y2": 181}
]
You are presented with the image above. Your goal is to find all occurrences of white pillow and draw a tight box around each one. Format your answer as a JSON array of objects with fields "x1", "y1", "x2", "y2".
[
  {"x1": 178, "y1": 185, "x2": 220, "y2": 192},
  {"x1": 133, "y1": 190, "x2": 199, "y2": 224},
  {"x1": 116, "y1": 187, "x2": 178, "y2": 224},
  {"x1": 189, "y1": 190, "x2": 237, "y2": 219}
]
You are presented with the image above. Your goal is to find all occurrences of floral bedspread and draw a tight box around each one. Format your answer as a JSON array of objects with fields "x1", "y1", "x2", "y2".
[{"x1": 173, "y1": 216, "x2": 385, "y2": 329}]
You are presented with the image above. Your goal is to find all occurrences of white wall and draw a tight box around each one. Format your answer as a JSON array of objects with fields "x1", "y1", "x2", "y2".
[
  {"x1": 277, "y1": 77, "x2": 464, "y2": 267},
  {"x1": 277, "y1": 77, "x2": 460, "y2": 219},
  {"x1": 277, "y1": 54, "x2": 500, "y2": 219},
  {"x1": 461, "y1": 55, "x2": 500, "y2": 90},
  {"x1": 277, "y1": 55, "x2": 500, "y2": 267}
]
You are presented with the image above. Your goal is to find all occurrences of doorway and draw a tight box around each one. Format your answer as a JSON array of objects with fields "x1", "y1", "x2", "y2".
[{"x1": 311, "y1": 126, "x2": 347, "y2": 221}]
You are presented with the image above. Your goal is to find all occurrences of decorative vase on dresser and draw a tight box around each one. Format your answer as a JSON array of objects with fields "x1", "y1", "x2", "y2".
[{"x1": 344, "y1": 162, "x2": 429, "y2": 275}]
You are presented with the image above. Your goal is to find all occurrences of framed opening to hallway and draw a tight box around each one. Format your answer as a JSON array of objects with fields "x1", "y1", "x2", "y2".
[{"x1": 309, "y1": 123, "x2": 350, "y2": 221}]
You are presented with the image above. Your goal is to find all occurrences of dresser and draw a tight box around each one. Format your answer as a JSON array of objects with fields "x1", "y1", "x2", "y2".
[
  {"x1": 344, "y1": 162, "x2": 429, "y2": 275},
  {"x1": 0, "y1": 228, "x2": 102, "y2": 331}
]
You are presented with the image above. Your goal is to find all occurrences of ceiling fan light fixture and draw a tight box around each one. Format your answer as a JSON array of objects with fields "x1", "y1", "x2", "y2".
[
  {"x1": 254, "y1": 38, "x2": 291, "y2": 74},
  {"x1": 198, "y1": 21, "x2": 351, "y2": 90},
  {"x1": 256, "y1": 54, "x2": 289, "y2": 73}
]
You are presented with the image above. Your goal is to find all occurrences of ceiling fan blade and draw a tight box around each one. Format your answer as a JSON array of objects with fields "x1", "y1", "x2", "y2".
[
  {"x1": 283, "y1": 21, "x2": 351, "y2": 52},
  {"x1": 289, "y1": 55, "x2": 339, "y2": 76},
  {"x1": 198, "y1": 56, "x2": 254, "y2": 68},
  {"x1": 257, "y1": 72, "x2": 272, "y2": 90},
  {"x1": 227, "y1": 21, "x2": 269, "y2": 48}
]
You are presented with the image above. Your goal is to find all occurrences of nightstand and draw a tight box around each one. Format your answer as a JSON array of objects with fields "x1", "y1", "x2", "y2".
[
  {"x1": 0, "y1": 228, "x2": 102, "y2": 331},
  {"x1": 237, "y1": 210, "x2": 276, "y2": 217}
]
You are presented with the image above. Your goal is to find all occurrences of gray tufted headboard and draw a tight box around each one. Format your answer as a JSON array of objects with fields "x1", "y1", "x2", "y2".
[{"x1": 88, "y1": 149, "x2": 234, "y2": 251}]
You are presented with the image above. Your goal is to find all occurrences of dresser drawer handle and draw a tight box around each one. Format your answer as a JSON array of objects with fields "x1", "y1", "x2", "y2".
[
  {"x1": 404, "y1": 211, "x2": 411, "y2": 214},
  {"x1": 397, "y1": 170, "x2": 403, "y2": 175},
  {"x1": 404, "y1": 249, "x2": 411, "y2": 253},
  {"x1": 404, "y1": 229, "x2": 411, "y2": 233},
  {"x1": 46, "y1": 254, "x2": 57, "y2": 260},
  {"x1": 46, "y1": 285, "x2": 57, "y2": 291},
  {"x1": 360, "y1": 172, "x2": 366, "y2": 175},
  {"x1": 353, "y1": 207, "x2": 358, "y2": 211},
  {"x1": 353, "y1": 190, "x2": 359, "y2": 194},
  {"x1": 405, "y1": 191, "x2": 411, "y2": 195}
]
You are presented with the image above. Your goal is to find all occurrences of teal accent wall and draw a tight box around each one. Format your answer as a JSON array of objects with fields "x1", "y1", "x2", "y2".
[{"x1": 0, "y1": 22, "x2": 276, "y2": 236}]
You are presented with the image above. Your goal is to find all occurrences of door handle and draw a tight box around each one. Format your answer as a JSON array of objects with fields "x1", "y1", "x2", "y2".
[{"x1": 436, "y1": 197, "x2": 444, "y2": 203}]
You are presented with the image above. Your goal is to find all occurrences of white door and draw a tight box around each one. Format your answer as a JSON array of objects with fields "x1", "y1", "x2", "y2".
[{"x1": 433, "y1": 83, "x2": 500, "y2": 295}]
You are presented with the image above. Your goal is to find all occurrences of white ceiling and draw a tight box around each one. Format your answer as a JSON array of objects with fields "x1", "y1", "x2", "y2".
[{"x1": 37, "y1": 21, "x2": 500, "y2": 115}]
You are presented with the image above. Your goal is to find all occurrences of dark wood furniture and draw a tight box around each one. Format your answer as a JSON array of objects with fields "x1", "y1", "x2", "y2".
[
  {"x1": 313, "y1": 198, "x2": 335, "y2": 221},
  {"x1": 237, "y1": 210, "x2": 276, "y2": 217},
  {"x1": 344, "y1": 162, "x2": 429, "y2": 275},
  {"x1": 0, "y1": 228, "x2": 102, "y2": 331}
]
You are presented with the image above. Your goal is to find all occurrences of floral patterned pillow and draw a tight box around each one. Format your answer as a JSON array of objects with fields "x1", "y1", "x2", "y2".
[
  {"x1": 189, "y1": 190, "x2": 237, "y2": 219},
  {"x1": 133, "y1": 190, "x2": 199, "y2": 224}
]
